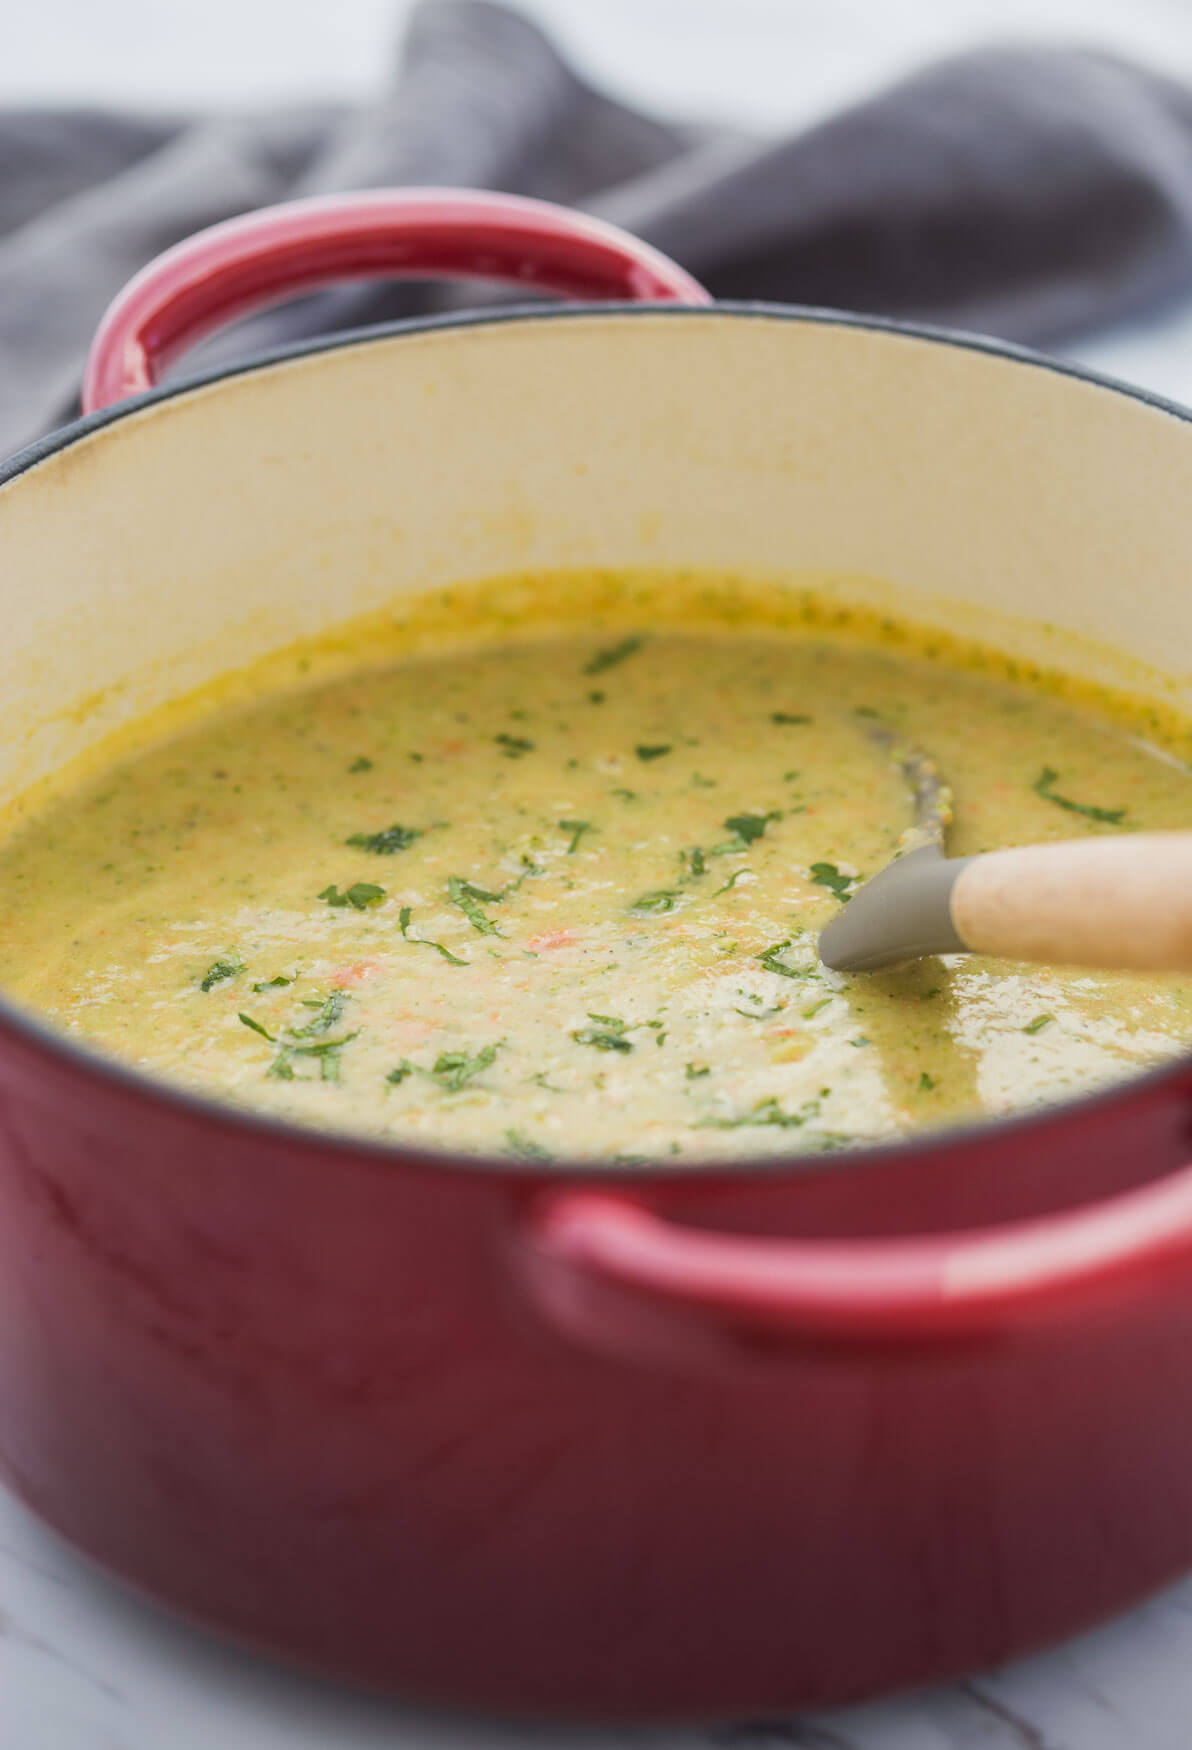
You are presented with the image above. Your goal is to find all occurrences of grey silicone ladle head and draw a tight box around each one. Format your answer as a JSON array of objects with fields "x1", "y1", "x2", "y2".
[
  {"x1": 818, "y1": 844, "x2": 972, "y2": 971},
  {"x1": 817, "y1": 724, "x2": 971, "y2": 973}
]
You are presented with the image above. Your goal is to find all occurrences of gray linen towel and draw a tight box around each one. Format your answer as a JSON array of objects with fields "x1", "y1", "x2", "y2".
[{"x1": 3, "y1": 0, "x2": 1192, "y2": 453}]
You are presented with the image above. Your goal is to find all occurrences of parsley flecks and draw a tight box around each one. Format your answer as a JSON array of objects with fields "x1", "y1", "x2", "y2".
[
  {"x1": 381, "y1": 1043, "x2": 500, "y2": 1094},
  {"x1": 495, "y1": 732, "x2": 535, "y2": 758},
  {"x1": 573, "y1": 1025, "x2": 633, "y2": 1053},
  {"x1": 803, "y1": 997, "x2": 832, "y2": 1019},
  {"x1": 918, "y1": 1071, "x2": 937, "y2": 1091},
  {"x1": 680, "y1": 846, "x2": 708, "y2": 878},
  {"x1": 610, "y1": 787, "x2": 638, "y2": 802},
  {"x1": 703, "y1": 1096, "x2": 821, "y2": 1131},
  {"x1": 200, "y1": 958, "x2": 244, "y2": 991},
  {"x1": 504, "y1": 1128, "x2": 553, "y2": 1161},
  {"x1": 713, "y1": 868, "x2": 751, "y2": 897},
  {"x1": 772, "y1": 712, "x2": 812, "y2": 725},
  {"x1": 272, "y1": 1032, "x2": 360, "y2": 1084},
  {"x1": 251, "y1": 974, "x2": 293, "y2": 991},
  {"x1": 720, "y1": 811, "x2": 780, "y2": 848},
  {"x1": 635, "y1": 744, "x2": 672, "y2": 762},
  {"x1": 238, "y1": 1012, "x2": 276, "y2": 1041},
  {"x1": 559, "y1": 818, "x2": 593, "y2": 854},
  {"x1": 809, "y1": 862, "x2": 856, "y2": 899},
  {"x1": 319, "y1": 882, "x2": 386, "y2": 911},
  {"x1": 447, "y1": 875, "x2": 504, "y2": 936},
  {"x1": 588, "y1": 690, "x2": 606, "y2": 705},
  {"x1": 1033, "y1": 767, "x2": 1126, "y2": 825},
  {"x1": 629, "y1": 889, "x2": 682, "y2": 915},
  {"x1": 1023, "y1": 1013, "x2": 1055, "y2": 1035},
  {"x1": 291, "y1": 991, "x2": 349, "y2": 1036},
  {"x1": 428, "y1": 1044, "x2": 499, "y2": 1092},
  {"x1": 398, "y1": 905, "x2": 468, "y2": 965},
  {"x1": 757, "y1": 940, "x2": 810, "y2": 979},
  {"x1": 583, "y1": 636, "x2": 643, "y2": 676},
  {"x1": 685, "y1": 1062, "x2": 711, "y2": 1079},
  {"x1": 346, "y1": 823, "x2": 422, "y2": 855},
  {"x1": 348, "y1": 756, "x2": 373, "y2": 773},
  {"x1": 854, "y1": 706, "x2": 881, "y2": 719}
]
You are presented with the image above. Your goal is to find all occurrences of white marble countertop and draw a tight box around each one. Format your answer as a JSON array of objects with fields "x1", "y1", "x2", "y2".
[{"x1": 9, "y1": 3, "x2": 1192, "y2": 1746}]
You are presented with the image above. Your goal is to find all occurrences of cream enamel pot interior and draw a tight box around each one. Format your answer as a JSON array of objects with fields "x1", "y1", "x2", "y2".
[{"x1": 4, "y1": 190, "x2": 1192, "y2": 1719}]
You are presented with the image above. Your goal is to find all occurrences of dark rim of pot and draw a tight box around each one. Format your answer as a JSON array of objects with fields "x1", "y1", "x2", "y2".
[{"x1": 2, "y1": 297, "x2": 1192, "y2": 1184}]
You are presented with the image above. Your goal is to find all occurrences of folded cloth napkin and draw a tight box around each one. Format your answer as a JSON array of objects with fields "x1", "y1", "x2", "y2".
[{"x1": 4, "y1": 0, "x2": 1192, "y2": 455}]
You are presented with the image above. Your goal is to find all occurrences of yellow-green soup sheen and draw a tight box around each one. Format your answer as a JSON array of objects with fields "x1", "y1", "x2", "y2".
[{"x1": 1, "y1": 583, "x2": 1190, "y2": 1164}]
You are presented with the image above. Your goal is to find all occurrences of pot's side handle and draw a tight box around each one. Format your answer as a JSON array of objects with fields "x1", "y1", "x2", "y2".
[
  {"x1": 520, "y1": 1166, "x2": 1192, "y2": 1357},
  {"x1": 82, "y1": 188, "x2": 711, "y2": 412}
]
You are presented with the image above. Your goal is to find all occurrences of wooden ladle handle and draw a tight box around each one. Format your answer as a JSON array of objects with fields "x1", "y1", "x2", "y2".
[{"x1": 952, "y1": 832, "x2": 1192, "y2": 971}]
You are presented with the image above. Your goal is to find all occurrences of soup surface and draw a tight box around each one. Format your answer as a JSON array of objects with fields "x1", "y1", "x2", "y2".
[{"x1": 1, "y1": 577, "x2": 1191, "y2": 1163}]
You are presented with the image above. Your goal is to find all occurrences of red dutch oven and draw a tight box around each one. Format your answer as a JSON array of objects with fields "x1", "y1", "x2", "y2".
[{"x1": 4, "y1": 189, "x2": 1192, "y2": 1721}]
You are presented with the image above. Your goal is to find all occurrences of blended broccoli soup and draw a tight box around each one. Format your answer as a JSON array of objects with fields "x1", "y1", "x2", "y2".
[{"x1": 1, "y1": 572, "x2": 1190, "y2": 1164}]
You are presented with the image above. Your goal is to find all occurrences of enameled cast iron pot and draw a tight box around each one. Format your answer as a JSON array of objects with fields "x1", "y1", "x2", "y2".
[{"x1": 5, "y1": 190, "x2": 1192, "y2": 1721}]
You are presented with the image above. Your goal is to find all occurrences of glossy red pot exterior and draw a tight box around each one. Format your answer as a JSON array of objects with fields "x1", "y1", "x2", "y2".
[{"x1": 4, "y1": 191, "x2": 1192, "y2": 1719}]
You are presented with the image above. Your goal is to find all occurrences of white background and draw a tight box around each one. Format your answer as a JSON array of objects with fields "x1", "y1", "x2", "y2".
[{"x1": 7, "y1": 4, "x2": 1192, "y2": 1747}]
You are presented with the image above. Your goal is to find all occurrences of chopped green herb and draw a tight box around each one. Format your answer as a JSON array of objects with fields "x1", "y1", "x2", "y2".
[
  {"x1": 803, "y1": 997, "x2": 832, "y2": 1019},
  {"x1": 680, "y1": 846, "x2": 708, "y2": 878},
  {"x1": 757, "y1": 940, "x2": 810, "y2": 979},
  {"x1": 572, "y1": 1013, "x2": 634, "y2": 1053},
  {"x1": 850, "y1": 1036, "x2": 871, "y2": 1047},
  {"x1": 447, "y1": 875, "x2": 504, "y2": 936},
  {"x1": 495, "y1": 732, "x2": 535, "y2": 758},
  {"x1": 348, "y1": 756, "x2": 373, "y2": 773},
  {"x1": 251, "y1": 975, "x2": 293, "y2": 992},
  {"x1": 691, "y1": 772, "x2": 717, "y2": 788},
  {"x1": 629, "y1": 889, "x2": 682, "y2": 915},
  {"x1": 345, "y1": 823, "x2": 422, "y2": 855},
  {"x1": 238, "y1": 1012, "x2": 276, "y2": 1041},
  {"x1": 583, "y1": 636, "x2": 643, "y2": 676},
  {"x1": 529, "y1": 1070, "x2": 567, "y2": 1092},
  {"x1": 703, "y1": 1096, "x2": 821, "y2": 1131},
  {"x1": 200, "y1": 958, "x2": 244, "y2": 992},
  {"x1": 733, "y1": 1003, "x2": 785, "y2": 1020},
  {"x1": 385, "y1": 1063, "x2": 416, "y2": 1087},
  {"x1": 291, "y1": 991, "x2": 349, "y2": 1036},
  {"x1": 610, "y1": 787, "x2": 638, "y2": 802},
  {"x1": 1033, "y1": 767, "x2": 1126, "y2": 824},
  {"x1": 722, "y1": 811, "x2": 779, "y2": 846},
  {"x1": 279, "y1": 1033, "x2": 361, "y2": 1083},
  {"x1": 918, "y1": 1071, "x2": 937, "y2": 1091},
  {"x1": 319, "y1": 882, "x2": 386, "y2": 911},
  {"x1": 635, "y1": 744, "x2": 672, "y2": 762},
  {"x1": 398, "y1": 905, "x2": 468, "y2": 965},
  {"x1": 772, "y1": 712, "x2": 812, "y2": 725},
  {"x1": 713, "y1": 868, "x2": 751, "y2": 897},
  {"x1": 504, "y1": 1128, "x2": 553, "y2": 1162},
  {"x1": 588, "y1": 690, "x2": 606, "y2": 705},
  {"x1": 809, "y1": 862, "x2": 856, "y2": 899},
  {"x1": 1023, "y1": 1013, "x2": 1055, "y2": 1035},
  {"x1": 685, "y1": 1062, "x2": 711, "y2": 1079},
  {"x1": 854, "y1": 706, "x2": 881, "y2": 719},
  {"x1": 428, "y1": 1044, "x2": 499, "y2": 1092},
  {"x1": 559, "y1": 818, "x2": 593, "y2": 854}
]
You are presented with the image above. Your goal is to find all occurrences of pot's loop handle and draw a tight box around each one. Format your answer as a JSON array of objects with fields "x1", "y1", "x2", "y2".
[
  {"x1": 82, "y1": 188, "x2": 712, "y2": 413},
  {"x1": 523, "y1": 1166, "x2": 1192, "y2": 1356}
]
